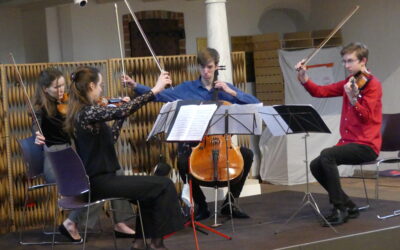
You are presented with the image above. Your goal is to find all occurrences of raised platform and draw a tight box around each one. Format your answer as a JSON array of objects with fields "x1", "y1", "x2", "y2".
[{"x1": 2, "y1": 190, "x2": 400, "y2": 250}]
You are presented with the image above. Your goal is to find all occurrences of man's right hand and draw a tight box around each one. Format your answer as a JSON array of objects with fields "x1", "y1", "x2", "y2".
[
  {"x1": 295, "y1": 59, "x2": 309, "y2": 84},
  {"x1": 151, "y1": 71, "x2": 172, "y2": 95},
  {"x1": 35, "y1": 131, "x2": 45, "y2": 145}
]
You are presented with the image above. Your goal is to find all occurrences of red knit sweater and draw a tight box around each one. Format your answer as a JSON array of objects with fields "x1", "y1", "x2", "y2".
[{"x1": 302, "y1": 74, "x2": 382, "y2": 154}]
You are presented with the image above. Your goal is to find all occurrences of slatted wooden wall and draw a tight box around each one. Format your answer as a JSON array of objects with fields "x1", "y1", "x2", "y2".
[{"x1": 0, "y1": 52, "x2": 248, "y2": 234}]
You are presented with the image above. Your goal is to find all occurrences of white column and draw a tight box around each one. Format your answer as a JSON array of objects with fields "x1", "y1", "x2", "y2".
[{"x1": 205, "y1": 0, "x2": 232, "y2": 83}]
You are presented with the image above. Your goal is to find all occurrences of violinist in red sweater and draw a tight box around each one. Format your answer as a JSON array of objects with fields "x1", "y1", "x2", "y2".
[{"x1": 295, "y1": 42, "x2": 382, "y2": 226}]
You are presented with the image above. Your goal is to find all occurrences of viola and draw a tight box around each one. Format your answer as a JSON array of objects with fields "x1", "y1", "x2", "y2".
[
  {"x1": 57, "y1": 93, "x2": 69, "y2": 115},
  {"x1": 189, "y1": 66, "x2": 244, "y2": 187}
]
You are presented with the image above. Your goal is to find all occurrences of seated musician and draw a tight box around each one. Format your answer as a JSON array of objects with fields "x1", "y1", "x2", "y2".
[
  {"x1": 295, "y1": 42, "x2": 382, "y2": 226},
  {"x1": 64, "y1": 66, "x2": 184, "y2": 250},
  {"x1": 123, "y1": 48, "x2": 261, "y2": 220},
  {"x1": 33, "y1": 68, "x2": 135, "y2": 241}
]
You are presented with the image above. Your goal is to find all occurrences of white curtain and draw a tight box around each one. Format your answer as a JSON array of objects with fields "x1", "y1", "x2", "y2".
[{"x1": 258, "y1": 47, "x2": 355, "y2": 185}]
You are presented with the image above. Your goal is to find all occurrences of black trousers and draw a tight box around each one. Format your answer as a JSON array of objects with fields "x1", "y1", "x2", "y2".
[
  {"x1": 177, "y1": 143, "x2": 254, "y2": 209},
  {"x1": 310, "y1": 143, "x2": 378, "y2": 210},
  {"x1": 89, "y1": 173, "x2": 184, "y2": 238}
]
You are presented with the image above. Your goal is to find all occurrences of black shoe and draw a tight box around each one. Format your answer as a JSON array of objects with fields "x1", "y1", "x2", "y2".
[
  {"x1": 347, "y1": 206, "x2": 360, "y2": 219},
  {"x1": 195, "y1": 207, "x2": 210, "y2": 221},
  {"x1": 220, "y1": 204, "x2": 250, "y2": 219},
  {"x1": 58, "y1": 224, "x2": 82, "y2": 242},
  {"x1": 114, "y1": 230, "x2": 135, "y2": 238},
  {"x1": 322, "y1": 208, "x2": 348, "y2": 227}
]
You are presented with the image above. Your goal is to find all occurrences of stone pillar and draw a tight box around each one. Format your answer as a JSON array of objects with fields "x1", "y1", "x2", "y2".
[{"x1": 205, "y1": 0, "x2": 232, "y2": 83}]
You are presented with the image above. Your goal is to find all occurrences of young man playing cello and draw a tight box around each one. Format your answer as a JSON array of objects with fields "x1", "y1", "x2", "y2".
[
  {"x1": 295, "y1": 42, "x2": 382, "y2": 226},
  {"x1": 124, "y1": 48, "x2": 260, "y2": 220}
]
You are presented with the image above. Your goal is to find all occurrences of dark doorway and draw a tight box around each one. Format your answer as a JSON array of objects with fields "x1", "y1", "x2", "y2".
[{"x1": 130, "y1": 19, "x2": 185, "y2": 57}]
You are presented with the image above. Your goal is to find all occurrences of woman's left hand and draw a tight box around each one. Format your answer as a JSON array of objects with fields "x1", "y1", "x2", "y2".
[{"x1": 121, "y1": 96, "x2": 131, "y2": 103}]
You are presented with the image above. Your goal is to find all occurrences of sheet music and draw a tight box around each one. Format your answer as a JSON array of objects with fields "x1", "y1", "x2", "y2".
[
  {"x1": 258, "y1": 106, "x2": 292, "y2": 136},
  {"x1": 166, "y1": 104, "x2": 217, "y2": 141},
  {"x1": 147, "y1": 101, "x2": 178, "y2": 141},
  {"x1": 207, "y1": 103, "x2": 263, "y2": 135}
]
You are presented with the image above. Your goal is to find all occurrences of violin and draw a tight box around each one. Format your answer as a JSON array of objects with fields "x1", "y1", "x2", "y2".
[
  {"x1": 189, "y1": 66, "x2": 244, "y2": 187},
  {"x1": 57, "y1": 93, "x2": 69, "y2": 115},
  {"x1": 97, "y1": 97, "x2": 125, "y2": 107},
  {"x1": 351, "y1": 70, "x2": 371, "y2": 90}
]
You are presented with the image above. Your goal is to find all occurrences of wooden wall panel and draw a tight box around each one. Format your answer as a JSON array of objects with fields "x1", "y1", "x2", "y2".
[{"x1": 0, "y1": 52, "x2": 248, "y2": 234}]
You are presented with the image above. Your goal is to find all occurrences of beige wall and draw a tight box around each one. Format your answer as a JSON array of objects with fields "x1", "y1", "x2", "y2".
[
  {"x1": 2, "y1": 0, "x2": 400, "y2": 113},
  {"x1": 46, "y1": 0, "x2": 310, "y2": 61}
]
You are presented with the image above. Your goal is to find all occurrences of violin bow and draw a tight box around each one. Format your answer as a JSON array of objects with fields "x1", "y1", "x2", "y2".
[
  {"x1": 114, "y1": 3, "x2": 127, "y2": 88},
  {"x1": 9, "y1": 53, "x2": 44, "y2": 136},
  {"x1": 303, "y1": 5, "x2": 360, "y2": 67},
  {"x1": 123, "y1": 0, "x2": 164, "y2": 73}
]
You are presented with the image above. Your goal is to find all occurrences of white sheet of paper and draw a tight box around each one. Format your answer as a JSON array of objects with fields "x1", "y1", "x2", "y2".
[
  {"x1": 207, "y1": 103, "x2": 263, "y2": 135},
  {"x1": 166, "y1": 104, "x2": 217, "y2": 141},
  {"x1": 258, "y1": 106, "x2": 292, "y2": 136}
]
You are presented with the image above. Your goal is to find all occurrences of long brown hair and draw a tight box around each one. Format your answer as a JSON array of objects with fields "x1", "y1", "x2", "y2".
[
  {"x1": 64, "y1": 66, "x2": 100, "y2": 136},
  {"x1": 33, "y1": 68, "x2": 64, "y2": 117}
]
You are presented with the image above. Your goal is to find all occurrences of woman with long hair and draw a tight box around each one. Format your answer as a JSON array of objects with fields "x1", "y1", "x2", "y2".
[
  {"x1": 64, "y1": 66, "x2": 184, "y2": 250},
  {"x1": 33, "y1": 68, "x2": 136, "y2": 242}
]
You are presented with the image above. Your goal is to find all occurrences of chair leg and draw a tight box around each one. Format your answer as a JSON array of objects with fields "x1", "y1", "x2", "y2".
[
  {"x1": 108, "y1": 201, "x2": 118, "y2": 250},
  {"x1": 42, "y1": 186, "x2": 57, "y2": 235},
  {"x1": 82, "y1": 195, "x2": 91, "y2": 250},
  {"x1": 375, "y1": 161, "x2": 400, "y2": 219},
  {"x1": 358, "y1": 164, "x2": 370, "y2": 210},
  {"x1": 19, "y1": 189, "x2": 30, "y2": 245},
  {"x1": 19, "y1": 187, "x2": 58, "y2": 245},
  {"x1": 137, "y1": 201, "x2": 146, "y2": 248},
  {"x1": 52, "y1": 204, "x2": 60, "y2": 250}
]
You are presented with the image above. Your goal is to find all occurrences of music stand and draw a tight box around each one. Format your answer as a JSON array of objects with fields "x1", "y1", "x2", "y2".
[
  {"x1": 204, "y1": 103, "x2": 262, "y2": 229},
  {"x1": 258, "y1": 104, "x2": 338, "y2": 233},
  {"x1": 147, "y1": 100, "x2": 233, "y2": 250}
]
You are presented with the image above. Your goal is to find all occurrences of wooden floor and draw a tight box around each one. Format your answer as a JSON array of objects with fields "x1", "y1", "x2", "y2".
[
  {"x1": 261, "y1": 176, "x2": 400, "y2": 202},
  {"x1": 2, "y1": 177, "x2": 400, "y2": 250}
]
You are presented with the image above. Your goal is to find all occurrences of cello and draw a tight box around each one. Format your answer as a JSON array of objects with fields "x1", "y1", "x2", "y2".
[{"x1": 189, "y1": 66, "x2": 244, "y2": 187}]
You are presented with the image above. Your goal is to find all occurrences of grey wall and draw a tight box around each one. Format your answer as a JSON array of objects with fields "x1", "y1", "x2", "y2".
[
  {"x1": 0, "y1": 7, "x2": 25, "y2": 64},
  {"x1": 307, "y1": 0, "x2": 400, "y2": 112}
]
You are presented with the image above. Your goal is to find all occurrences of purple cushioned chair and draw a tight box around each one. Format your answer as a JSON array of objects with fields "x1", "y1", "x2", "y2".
[
  {"x1": 46, "y1": 146, "x2": 144, "y2": 250},
  {"x1": 17, "y1": 136, "x2": 66, "y2": 245}
]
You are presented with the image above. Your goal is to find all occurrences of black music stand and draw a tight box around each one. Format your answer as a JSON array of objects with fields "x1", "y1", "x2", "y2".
[
  {"x1": 147, "y1": 100, "x2": 232, "y2": 250},
  {"x1": 204, "y1": 103, "x2": 262, "y2": 229},
  {"x1": 258, "y1": 105, "x2": 338, "y2": 233}
]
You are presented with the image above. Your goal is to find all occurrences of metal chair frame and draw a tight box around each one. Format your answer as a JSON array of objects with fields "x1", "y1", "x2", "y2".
[
  {"x1": 356, "y1": 113, "x2": 400, "y2": 218},
  {"x1": 46, "y1": 147, "x2": 145, "y2": 250},
  {"x1": 18, "y1": 136, "x2": 81, "y2": 246}
]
